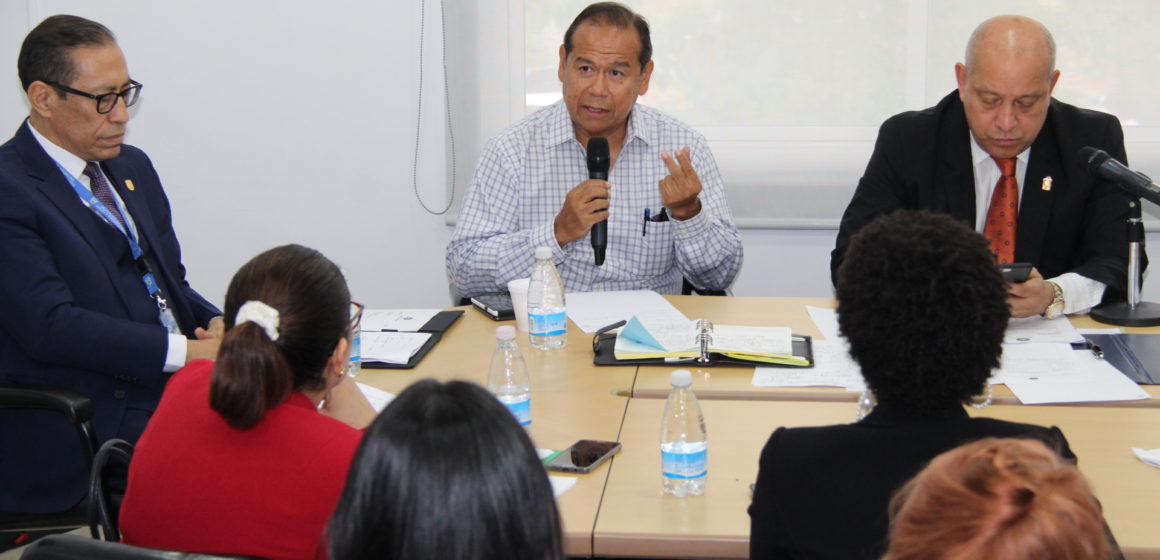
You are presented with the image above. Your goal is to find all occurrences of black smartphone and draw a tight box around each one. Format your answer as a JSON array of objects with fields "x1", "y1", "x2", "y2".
[
  {"x1": 470, "y1": 294, "x2": 514, "y2": 321},
  {"x1": 544, "y1": 440, "x2": 622, "y2": 474},
  {"x1": 1000, "y1": 262, "x2": 1032, "y2": 283}
]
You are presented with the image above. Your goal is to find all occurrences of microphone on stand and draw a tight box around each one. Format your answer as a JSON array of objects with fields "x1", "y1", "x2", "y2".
[
  {"x1": 587, "y1": 137, "x2": 611, "y2": 266},
  {"x1": 1079, "y1": 147, "x2": 1160, "y2": 206},
  {"x1": 1077, "y1": 146, "x2": 1160, "y2": 326}
]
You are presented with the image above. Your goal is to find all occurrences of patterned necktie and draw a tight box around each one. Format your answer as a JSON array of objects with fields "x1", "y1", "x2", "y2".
[
  {"x1": 83, "y1": 161, "x2": 127, "y2": 231},
  {"x1": 983, "y1": 157, "x2": 1018, "y2": 264}
]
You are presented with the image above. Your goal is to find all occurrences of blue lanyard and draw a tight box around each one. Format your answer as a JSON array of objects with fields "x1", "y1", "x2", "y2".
[{"x1": 55, "y1": 162, "x2": 165, "y2": 305}]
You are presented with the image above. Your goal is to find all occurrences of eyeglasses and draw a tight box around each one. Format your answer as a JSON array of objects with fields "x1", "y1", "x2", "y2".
[
  {"x1": 43, "y1": 79, "x2": 142, "y2": 114},
  {"x1": 350, "y1": 301, "x2": 364, "y2": 330}
]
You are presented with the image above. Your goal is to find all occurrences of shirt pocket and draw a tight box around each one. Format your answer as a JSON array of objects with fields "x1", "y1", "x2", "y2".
[{"x1": 634, "y1": 220, "x2": 675, "y2": 277}]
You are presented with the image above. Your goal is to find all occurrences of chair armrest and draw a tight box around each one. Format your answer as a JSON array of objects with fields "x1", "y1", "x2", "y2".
[{"x1": 0, "y1": 385, "x2": 93, "y2": 425}]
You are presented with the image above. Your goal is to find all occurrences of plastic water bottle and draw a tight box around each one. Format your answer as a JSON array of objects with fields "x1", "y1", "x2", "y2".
[
  {"x1": 348, "y1": 328, "x2": 362, "y2": 377},
  {"x1": 660, "y1": 370, "x2": 707, "y2": 497},
  {"x1": 527, "y1": 246, "x2": 567, "y2": 350},
  {"x1": 488, "y1": 325, "x2": 531, "y2": 427}
]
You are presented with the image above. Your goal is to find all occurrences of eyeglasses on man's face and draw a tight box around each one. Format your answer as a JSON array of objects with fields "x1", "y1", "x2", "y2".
[{"x1": 44, "y1": 79, "x2": 142, "y2": 114}]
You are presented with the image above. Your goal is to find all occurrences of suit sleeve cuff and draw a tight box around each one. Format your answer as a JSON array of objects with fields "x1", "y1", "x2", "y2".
[{"x1": 164, "y1": 334, "x2": 187, "y2": 373}]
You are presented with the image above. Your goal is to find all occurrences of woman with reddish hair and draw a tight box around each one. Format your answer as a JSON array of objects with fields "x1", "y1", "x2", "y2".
[{"x1": 884, "y1": 438, "x2": 1114, "y2": 560}]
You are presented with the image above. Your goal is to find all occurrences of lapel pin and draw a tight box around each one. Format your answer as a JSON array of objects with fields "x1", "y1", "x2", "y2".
[
  {"x1": 1041, "y1": 176, "x2": 1052, "y2": 191},
  {"x1": 125, "y1": 179, "x2": 136, "y2": 191}
]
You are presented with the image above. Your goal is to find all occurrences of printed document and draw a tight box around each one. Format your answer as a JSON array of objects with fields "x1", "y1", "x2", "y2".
[{"x1": 565, "y1": 290, "x2": 689, "y2": 333}]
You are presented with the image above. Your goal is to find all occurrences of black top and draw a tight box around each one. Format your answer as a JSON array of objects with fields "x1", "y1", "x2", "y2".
[{"x1": 747, "y1": 403, "x2": 1075, "y2": 560}]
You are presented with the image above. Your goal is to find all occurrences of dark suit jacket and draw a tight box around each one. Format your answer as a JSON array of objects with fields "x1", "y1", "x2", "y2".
[
  {"x1": 0, "y1": 122, "x2": 220, "y2": 512},
  {"x1": 747, "y1": 404, "x2": 1076, "y2": 560},
  {"x1": 832, "y1": 91, "x2": 1140, "y2": 301}
]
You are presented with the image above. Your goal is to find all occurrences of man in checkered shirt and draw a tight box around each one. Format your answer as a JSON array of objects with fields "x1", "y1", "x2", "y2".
[{"x1": 446, "y1": 2, "x2": 742, "y2": 299}]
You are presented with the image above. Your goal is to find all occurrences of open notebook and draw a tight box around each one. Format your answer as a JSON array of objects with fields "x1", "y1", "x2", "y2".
[{"x1": 595, "y1": 316, "x2": 813, "y2": 368}]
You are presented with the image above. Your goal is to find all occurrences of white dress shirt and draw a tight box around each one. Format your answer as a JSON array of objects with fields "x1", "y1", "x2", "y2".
[
  {"x1": 969, "y1": 133, "x2": 1106, "y2": 314},
  {"x1": 27, "y1": 121, "x2": 188, "y2": 371}
]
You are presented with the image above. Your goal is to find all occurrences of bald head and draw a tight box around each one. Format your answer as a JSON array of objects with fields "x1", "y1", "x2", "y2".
[
  {"x1": 954, "y1": 15, "x2": 1060, "y2": 159},
  {"x1": 964, "y1": 15, "x2": 1056, "y2": 81}
]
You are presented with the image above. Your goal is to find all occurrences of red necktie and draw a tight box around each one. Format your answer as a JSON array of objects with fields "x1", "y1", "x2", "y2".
[{"x1": 983, "y1": 157, "x2": 1018, "y2": 264}]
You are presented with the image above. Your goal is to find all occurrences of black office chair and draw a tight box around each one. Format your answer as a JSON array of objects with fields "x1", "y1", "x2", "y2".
[
  {"x1": 681, "y1": 278, "x2": 727, "y2": 296},
  {"x1": 89, "y1": 439, "x2": 134, "y2": 542},
  {"x1": 0, "y1": 385, "x2": 97, "y2": 552},
  {"x1": 20, "y1": 534, "x2": 263, "y2": 560}
]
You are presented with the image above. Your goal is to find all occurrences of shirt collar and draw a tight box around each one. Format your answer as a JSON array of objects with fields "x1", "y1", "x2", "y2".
[
  {"x1": 544, "y1": 99, "x2": 653, "y2": 149},
  {"x1": 968, "y1": 131, "x2": 1030, "y2": 169},
  {"x1": 26, "y1": 120, "x2": 88, "y2": 180}
]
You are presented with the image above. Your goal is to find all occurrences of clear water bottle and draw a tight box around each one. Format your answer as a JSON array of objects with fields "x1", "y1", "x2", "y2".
[
  {"x1": 488, "y1": 325, "x2": 531, "y2": 427},
  {"x1": 660, "y1": 369, "x2": 707, "y2": 497},
  {"x1": 348, "y1": 327, "x2": 362, "y2": 378},
  {"x1": 527, "y1": 246, "x2": 567, "y2": 350}
]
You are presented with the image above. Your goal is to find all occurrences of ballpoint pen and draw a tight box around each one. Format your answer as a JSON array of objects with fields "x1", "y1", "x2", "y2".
[
  {"x1": 1087, "y1": 339, "x2": 1104, "y2": 359},
  {"x1": 1072, "y1": 338, "x2": 1104, "y2": 359}
]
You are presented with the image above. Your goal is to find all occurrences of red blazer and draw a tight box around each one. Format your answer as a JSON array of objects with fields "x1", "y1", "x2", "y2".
[{"x1": 119, "y1": 360, "x2": 362, "y2": 560}]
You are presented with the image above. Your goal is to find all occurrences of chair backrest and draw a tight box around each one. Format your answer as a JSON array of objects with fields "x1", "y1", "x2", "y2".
[
  {"x1": 21, "y1": 534, "x2": 264, "y2": 560},
  {"x1": 89, "y1": 439, "x2": 134, "y2": 542},
  {"x1": 455, "y1": 276, "x2": 729, "y2": 307},
  {"x1": 681, "y1": 278, "x2": 727, "y2": 296}
]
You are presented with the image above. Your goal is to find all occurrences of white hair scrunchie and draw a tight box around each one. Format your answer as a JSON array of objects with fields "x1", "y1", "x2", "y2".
[{"x1": 235, "y1": 300, "x2": 280, "y2": 341}]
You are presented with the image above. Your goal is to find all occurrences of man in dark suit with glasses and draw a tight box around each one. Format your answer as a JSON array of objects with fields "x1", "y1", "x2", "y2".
[{"x1": 0, "y1": 14, "x2": 222, "y2": 514}]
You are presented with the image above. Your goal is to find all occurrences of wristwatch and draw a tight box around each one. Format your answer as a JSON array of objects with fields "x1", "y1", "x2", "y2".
[{"x1": 1042, "y1": 281, "x2": 1065, "y2": 319}]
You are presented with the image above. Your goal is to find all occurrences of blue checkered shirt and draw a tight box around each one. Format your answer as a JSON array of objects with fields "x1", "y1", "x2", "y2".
[{"x1": 447, "y1": 100, "x2": 743, "y2": 298}]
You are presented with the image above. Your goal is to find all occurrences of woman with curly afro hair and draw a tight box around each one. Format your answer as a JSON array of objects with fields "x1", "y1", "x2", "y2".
[{"x1": 748, "y1": 210, "x2": 1088, "y2": 560}]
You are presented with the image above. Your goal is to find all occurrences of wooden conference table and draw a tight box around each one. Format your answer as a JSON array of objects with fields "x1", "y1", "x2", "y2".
[
  {"x1": 354, "y1": 296, "x2": 1160, "y2": 558},
  {"x1": 630, "y1": 296, "x2": 1160, "y2": 406},
  {"x1": 597, "y1": 399, "x2": 1160, "y2": 559},
  {"x1": 355, "y1": 301, "x2": 634, "y2": 556}
]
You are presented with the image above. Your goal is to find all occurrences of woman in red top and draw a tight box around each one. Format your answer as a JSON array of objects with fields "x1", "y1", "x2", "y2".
[{"x1": 119, "y1": 244, "x2": 376, "y2": 560}]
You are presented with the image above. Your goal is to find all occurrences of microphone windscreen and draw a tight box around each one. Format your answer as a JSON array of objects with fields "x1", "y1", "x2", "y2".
[
  {"x1": 1077, "y1": 146, "x2": 1110, "y2": 176},
  {"x1": 587, "y1": 137, "x2": 610, "y2": 176}
]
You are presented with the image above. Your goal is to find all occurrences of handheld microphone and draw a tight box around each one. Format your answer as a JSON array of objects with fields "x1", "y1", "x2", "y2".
[
  {"x1": 587, "y1": 137, "x2": 611, "y2": 266},
  {"x1": 1079, "y1": 146, "x2": 1160, "y2": 206}
]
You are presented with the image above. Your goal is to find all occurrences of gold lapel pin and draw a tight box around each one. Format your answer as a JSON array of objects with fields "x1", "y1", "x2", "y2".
[
  {"x1": 125, "y1": 179, "x2": 136, "y2": 191},
  {"x1": 1041, "y1": 176, "x2": 1052, "y2": 191}
]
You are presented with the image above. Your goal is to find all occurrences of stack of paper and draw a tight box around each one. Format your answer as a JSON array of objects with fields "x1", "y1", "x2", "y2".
[
  {"x1": 993, "y1": 343, "x2": 1148, "y2": 404},
  {"x1": 752, "y1": 307, "x2": 1150, "y2": 405},
  {"x1": 752, "y1": 307, "x2": 862, "y2": 390},
  {"x1": 359, "y1": 308, "x2": 441, "y2": 365},
  {"x1": 361, "y1": 332, "x2": 430, "y2": 365},
  {"x1": 565, "y1": 290, "x2": 689, "y2": 333}
]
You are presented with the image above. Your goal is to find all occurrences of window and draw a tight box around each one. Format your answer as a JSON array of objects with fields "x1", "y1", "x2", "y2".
[{"x1": 524, "y1": 0, "x2": 1160, "y2": 227}]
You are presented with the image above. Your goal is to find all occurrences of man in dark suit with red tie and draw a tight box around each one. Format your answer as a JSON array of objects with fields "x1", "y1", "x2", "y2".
[
  {"x1": 0, "y1": 15, "x2": 222, "y2": 514},
  {"x1": 832, "y1": 15, "x2": 1140, "y2": 319}
]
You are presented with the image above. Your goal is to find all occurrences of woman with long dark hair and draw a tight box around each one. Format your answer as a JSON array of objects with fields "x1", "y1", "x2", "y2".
[
  {"x1": 120, "y1": 244, "x2": 375, "y2": 559},
  {"x1": 329, "y1": 379, "x2": 563, "y2": 560}
]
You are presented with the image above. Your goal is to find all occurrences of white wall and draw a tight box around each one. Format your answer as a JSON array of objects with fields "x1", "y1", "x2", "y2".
[
  {"x1": 3, "y1": 0, "x2": 1157, "y2": 311},
  {"x1": 1, "y1": 0, "x2": 457, "y2": 309}
]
